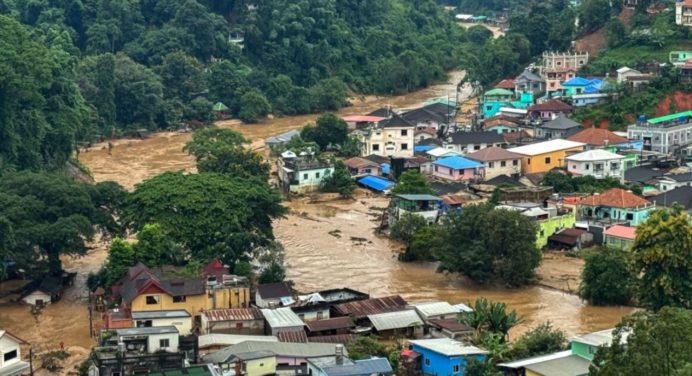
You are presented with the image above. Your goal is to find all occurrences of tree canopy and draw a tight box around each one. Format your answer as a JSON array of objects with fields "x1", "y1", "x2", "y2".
[
  {"x1": 123, "y1": 172, "x2": 285, "y2": 266},
  {"x1": 0, "y1": 172, "x2": 125, "y2": 275},
  {"x1": 391, "y1": 170, "x2": 434, "y2": 195},
  {"x1": 579, "y1": 247, "x2": 636, "y2": 306},
  {"x1": 437, "y1": 204, "x2": 541, "y2": 286}
]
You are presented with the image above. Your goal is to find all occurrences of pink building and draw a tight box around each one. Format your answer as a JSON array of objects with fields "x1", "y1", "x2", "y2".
[{"x1": 432, "y1": 156, "x2": 484, "y2": 182}]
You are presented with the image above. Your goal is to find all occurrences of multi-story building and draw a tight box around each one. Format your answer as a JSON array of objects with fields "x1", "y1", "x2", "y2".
[
  {"x1": 676, "y1": 0, "x2": 692, "y2": 27},
  {"x1": 566, "y1": 149, "x2": 627, "y2": 181},
  {"x1": 465, "y1": 147, "x2": 524, "y2": 180},
  {"x1": 627, "y1": 111, "x2": 692, "y2": 154},
  {"x1": 356, "y1": 115, "x2": 415, "y2": 157},
  {"x1": 277, "y1": 152, "x2": 334, "y2": 194},
  {"x1": 508, "y1": 139, "x2": 586, "y2": 174},
  {"x1": 541, "y1": 52, "x2": 589, "y2": 93}
]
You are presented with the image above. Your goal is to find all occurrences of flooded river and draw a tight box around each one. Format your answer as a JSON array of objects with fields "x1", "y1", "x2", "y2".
[{"x1": 75, "y1": 69, "x2": 633, "y2": 343}]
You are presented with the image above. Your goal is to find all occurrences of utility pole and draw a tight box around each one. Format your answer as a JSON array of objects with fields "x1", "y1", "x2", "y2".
[
  {"x1": 29, "y1": 347, "x2": 33, "y2": 376},
  {"x1": 88, "y1": 290, "x2": 94, "y2": 338}
]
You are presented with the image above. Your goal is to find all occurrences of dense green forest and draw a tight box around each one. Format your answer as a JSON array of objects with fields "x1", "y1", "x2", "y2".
[{"x1": 0, "y1": 0, "x2": 471, "y2": 173}]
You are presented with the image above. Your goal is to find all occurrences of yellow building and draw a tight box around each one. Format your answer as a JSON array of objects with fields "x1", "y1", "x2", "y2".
[
  {"x1": 118, "y1": 263, "x2": 250, "y2": 317},
  {"x1": 508, "y1": 139, "x2": 586, "y2": 174}
]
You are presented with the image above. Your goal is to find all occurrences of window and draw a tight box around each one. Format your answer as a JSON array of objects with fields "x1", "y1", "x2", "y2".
[
  {"x1": 316, "y1": 172, "x2": 320, "y2": 178},
  {"x1": 4, "y1": 349, "x2": 17, "y2": 362},
  {"x1": 137, "y1": 320, "x2": 153, "y2": 328},
  {"x1": 572, "y1": 164, "x2": 577, "y2": 169},
  {"x1": 425, "y1": 358, "x2": 430, "y2": 366},
  {"x1": 527, "y1": 158, "x2": 531, "y2": 165},
  {"x1": 364, "y1": 168, "x2": 372, "y2": 174},
  {"x1": 544, "y1": 157, "x2": 551, "y2": 164},
  {"x1": 453, "y1": 365, "x2": 461, "y2": 373},
  {"x1": 112, "y1": 373, "x2": 121, "y2": 376},
  {"x1": 474, "y1": 145, "x2": 480, "y2": 150},
  {"x1": 488, "y1": 162, "x2": 495, "y2": 168},
  {"x1": 303, "y1": 173, "x2": 308, "y2": 180},
  {"x1": 500, "y1": 161, "x2": 506, "y2": 167},
  {"x1": 173, "y1": 295, "x2": 186, "y2": 303},
  {"x1": 160, "y1": 339, "x2": 170, "y2": 348},
  {"x1": 402, "y1": 143, "x2": 409, "y2": 150},
  {"x1": 513, "y1": 160, "x2": 518, "y2": 166},
  {"x1": 316, "y1": 311, "x2": 324, "y2": 320},
  {"x1": 434, "y1": 166, "x2": 439, "y2": 172},
  {"x1": 585, "y1": 164, "x2": 590, "y2": 170},
  {"x1": 146, "y1": 295, "x2": 159, "y2": 305},
  {"x1": 626, "y1": 213, "x2": 634, "y2": 221},
  {"x1": 594, "y1": 163, "x2": 603, "y2": 171},
  {"x1": 373, "y1": 144, "x2": 380, "y2": 151},
  {"x1": 486, "y1": 105, "x2": 492, "y2": 111},
  {"x1": 236, "y1": 323, "x2": 243, "y2": 329},
  {"x1": 401, "y1": 130, "x2": 408, "y2": 136}
]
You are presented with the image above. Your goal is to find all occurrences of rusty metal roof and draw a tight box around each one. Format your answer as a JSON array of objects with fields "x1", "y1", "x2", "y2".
[
  {"x1": 277, "y1": 330, "x2": 308, "y2": 343},
  {"x1": 203, "y1": 308, "x2": 263, "y2": 322},
  {"x1": 334, "y1": 295, "x2": 407, "y2": 319},
  {"x1": 306, "y1": 317, "x2": 356, "y2": 332}
]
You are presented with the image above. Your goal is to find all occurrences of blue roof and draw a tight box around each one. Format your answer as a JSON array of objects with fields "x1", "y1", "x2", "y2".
[
  {"x1": 583, "y1": 85, "x2": 600, "y2": 94},
  {"x1": 433, "y1": 156, "x2": 483, "y2": 170},
  {"x1": 381, "y1": 163, "x2": 390, "y2": 175},
  {"x1": 414, "y1": 145, "x2": 435, "y2": 152},
  {"x1": 358, "y1": 175, "x2": 395, "y2": 192},
  {"x1": 563, "y1": 77, "x2": 592, "y2": 86}
]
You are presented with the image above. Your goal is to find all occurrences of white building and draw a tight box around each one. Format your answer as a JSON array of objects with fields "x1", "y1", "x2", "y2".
[
  {"x1": 0, "y1": 330, "x2": 29, "y2": 376},
  {"x1": 676, "y1": 0, "x2": 692, "y2": 27},
  {"x1": 132, "y1": 310, "x2": 192, "y2": 336},
  {"x1": 113, "y1": 326, "x2": 180, "y2": 353},
  {"x1": 566, "y1": 149, "x2": 626, "y2": 181},
  {"x1": 356, "y1": 115, "x2": 415, "y2": 157},
  {"x1": 260, "y1": 308, "x2": 305, "y2": 335}
]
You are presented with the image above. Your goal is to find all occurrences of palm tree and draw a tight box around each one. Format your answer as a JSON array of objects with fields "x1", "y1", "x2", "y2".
[{"x1": 459, "y1": 298, "x2": 523, "y2": 343}]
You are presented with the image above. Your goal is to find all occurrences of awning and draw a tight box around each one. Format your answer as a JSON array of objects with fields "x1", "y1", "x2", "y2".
[{"x1": 358, "y1": 175, "x2": 395, "y2": 192}]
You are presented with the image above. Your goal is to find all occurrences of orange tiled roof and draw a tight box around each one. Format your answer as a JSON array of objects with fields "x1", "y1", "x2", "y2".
[
  {"x1": 604, "y1": 225, "x2": 637, "y2": 240},
  {"x1": 568, "y1": 128, "x2": 628, "y2": 146},
  {"x1": 578, "y1": 188, "x2": 650, "y2": 208}
]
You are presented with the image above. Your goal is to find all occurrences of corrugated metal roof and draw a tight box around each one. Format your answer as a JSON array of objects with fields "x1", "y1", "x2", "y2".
[
  {"x1": 322, "y1": 358, "x2": 394, "y2": 376},
  {"x1": 334, "y1": 295, "x2": 407, "y2": 318},
  {"x1": 115, "y1": 326, "x2": 178, "y2": 336},
  {"x1": 357, "y1": 176, "x2": 395, "y2": 192},
  {"x1": 308, "y1": 334, "x2": 358, "y2": 344},
  {"x1": 202, "y1": 341, "x2": 344, "y2": 363},
  {"x1": 261, "y1": 307, "x2": 305, "y2": 328},
  {"x1": 132, "y1": 310, "x2": 190, "y2": 319},
  {"x1": 198, "y1": 334, "x2": 278, "y2": 348},
  {"x1": 499, "y1": 350, "x2": 573, "y2": 369},
  {"x1": 368, "y1": 309, "x2": 423, "y2": 331},
  {"x1": 307, "y1": 317, "x2": 356, "y2": 332},
  {"x1": 523, "y1": 354, "x2": 591, "y2": 376},
  {"x1": 277, "y1": 330, "x2": 308, "y2": 343},
  {"x1": 571, "y1": 328, "x2": 630, "y2": 347},
  {"x1": 411, "y1": 302, "x2": 456, "y2": 319},
  {"x1": 203, "y1": 308, "x2": 263, "y2": 322}
]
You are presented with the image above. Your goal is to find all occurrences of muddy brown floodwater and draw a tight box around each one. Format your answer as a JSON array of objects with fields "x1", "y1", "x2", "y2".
[{"x1": 75, "y1": 69, "x2": 632, "y2": 350}]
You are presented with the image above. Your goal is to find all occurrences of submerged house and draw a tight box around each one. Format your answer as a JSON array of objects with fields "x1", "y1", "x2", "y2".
[
  {"x1": 277, "y1": 153, "x2": 334, "y2": 195},
  {"x1": 388, "y1": 194, "x2": 442, "y2": 225}
]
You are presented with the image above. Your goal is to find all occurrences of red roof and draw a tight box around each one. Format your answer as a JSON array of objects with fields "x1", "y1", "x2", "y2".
[
  {"x1": 203, "y1": 308, "x2": 263, "y2": 322},
  {"x1": 604, "y1": 225, "x2": 637, "y2": 240},
  {"x1": 334, "y1": 295, "x2": 407, "y2": 318},
  {"x1": 306, "y1": 317, "x2": 355, "y2": 332},
  {"x1": 202, "y1": 259, "x2": 229, "y2": 282},
  {"x1": 416, "y1": 127, "x2": 438, "y2": 136},
  {"x1": 578, "y1": 188, "x2": 650, "y2": 208},
  {"x1": 528, "y1": 99, "x2": 573, "y2": 112},
  {"x1": 567, "y1": 128, "x2": 628, "y2": 146},
  {"x1": 342, "y1": 115, "x2": 386, "y2": 123},
  {"x1": 494, "y1": 79, "x2": 516, "y2": 90}
]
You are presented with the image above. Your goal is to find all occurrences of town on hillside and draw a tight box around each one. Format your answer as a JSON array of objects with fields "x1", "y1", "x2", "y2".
[{"x1": 1, "y1": 0, "x2": 692, "y2": 376}]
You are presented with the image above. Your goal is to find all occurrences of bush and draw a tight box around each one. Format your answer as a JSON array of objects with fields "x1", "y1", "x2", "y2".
[{"x1": 579, "y1": 247, "x2": 636, "y2": 305}]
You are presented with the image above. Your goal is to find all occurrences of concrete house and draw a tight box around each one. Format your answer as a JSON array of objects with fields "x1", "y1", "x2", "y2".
[
  {"x1": 343, "y1": 157, "x2": 382, "y2": 177},
  {"x1": 132, "y1": 310, "x2": 192, "y2": 336},
  {"x1": 627, "y1": 111, "x2": 692, "y2": 154},
  {"x1": 409, "y1": 338, "x2": 488, "y2": 376},
  {"x1": 388, "y1": 195, "x2": 442, "y2": 225},
  {"x1": 535, "y1": 114, "x2": 582, "y2": 140},
  {"x1": 277, "y1": 153, "x2": 334, "y2": 194},
  {"x1": 654, "y1": 172, "x2": 692, "y2": 191},
  {"x1": 410, "y1": 302, "x2": 467, "y2": 322},
  {"x1": 528, "y1": 99, "x2": 573, "y2": 121},
  {"x1": 508, "y1": 139, "x2": 586, "y2": 174},
  {"x1": 255, "y1": 282, "x2": 292, "y2": 308},
  {"x1": 541, "y1": 51, "x2": 589, "y2": 93},
  {"x1": 443, "y1": 131, "x2": 507, "y2": 154},
  {"x1": 465, "y1": 147, "x2": 523, "y2": 180},
  {"x1": 200, "y1": 308, "x2": 265, "y2": 335},
  {"x1": 402, "y1": 106, "x2": 450, "y2": 130},
  {"x1": 578, "y1": 188, "x2": 654, "y2": 226},
  {"x1": 432, "y1": 156, "x2": 485, "y2": 182},
  {"x1": 514, "y1": 69, "x2": 545, "y2": 95},
  {"x1": 20, "y1": 276, "x2": 62, "y2": 306},
  {"x1": 603, "y1": 225, "x2": 637, "y2": 250},
  {"x1": 481, "y1": 88, "x2": 515, "y2": 118},
  {"x1": 356, "y1": 115, "x2": 416, "y2": 157},
  {"x1": 566, "y1": 149, "x2": 626, "y2": 181},
  {"x1": 676, "y1": 0, "x2": 692, "y2": 27},
  {"x1": 0, "y1": 330, "x2": 29, "y2": 376},
  {"x1": 308, "y1": 355, "x2": 393, "y2": 376}
]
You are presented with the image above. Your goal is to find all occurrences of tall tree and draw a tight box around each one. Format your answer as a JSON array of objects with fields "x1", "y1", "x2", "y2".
[
  {"x1": 579, "y1": 247, "x2": 636, "y2": 305},
  {"x1": 184, "y1": 128, "x2": 270, "y2": 179},
  {"x1": 590, "y1": 307, "x2": 692, "y2": 376},
  {"x1": 238, "y1": 90, "x2": 271, "y2": 123},
  {"x1": 124, "y1": 172, "x2": 285, "y2": 266},
  {"x1": 633, "y1": 208, "x2": 692, "y2": 310},
  {"x1": 0, "y1": 172, "x2": 124, "y2": 275},
  {"x1": 301, "y1": 113, "x2": 349, "y2": 151},
  {"x1": 461, "y1": 298, "x2": 523, "y2": 342},
  {"x1": 391, "y1": 170, "x2": 434, "y2": 195}
]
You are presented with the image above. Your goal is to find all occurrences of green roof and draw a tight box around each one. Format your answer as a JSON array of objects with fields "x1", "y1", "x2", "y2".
[
  {"x1": 212, "y1": 102, "x2": 229, "y2": 112},
  {"x1": 484, "y1": 88, "x2": 514, "y2": 97},
  {"x1": 647, "y1": 111, "x2": 692, "y2": 124},
  {"x1": 147, "y1": 366, "x2": 213, "y2": 376},
  {"x1": 396, "y1": 194, "x2": 442, "y2": 201}
]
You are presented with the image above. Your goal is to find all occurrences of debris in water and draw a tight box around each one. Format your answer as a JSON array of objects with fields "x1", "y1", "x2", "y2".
[{"x1": 328, "y1": 230, "x2": 342, "y2": 238}]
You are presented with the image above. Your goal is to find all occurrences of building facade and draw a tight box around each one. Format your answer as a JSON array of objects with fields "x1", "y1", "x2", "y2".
[
  {"x1": 508, "y1": 140, "x2": 586, "y2": 174},
  {"x1": 676, "y1": 0, "x2": 692, "y2": 27},
  {"x1": 627, "y1": 111, "x2": 692, "y2": 154},
  {"x1": 566, "y1": 149, "x2": 626, "y2": 181}
]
